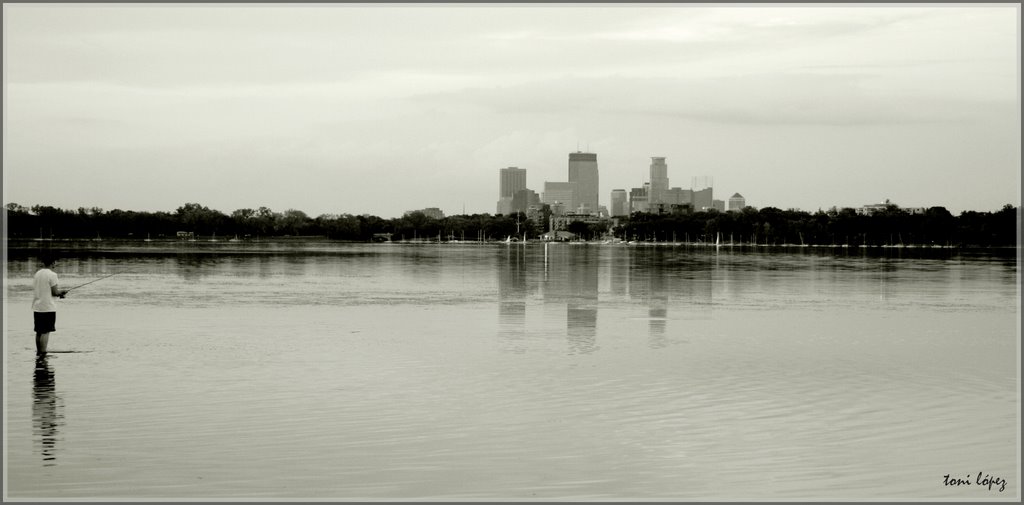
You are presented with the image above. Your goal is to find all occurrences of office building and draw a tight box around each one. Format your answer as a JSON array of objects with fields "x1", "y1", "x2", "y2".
[
  {"x1": 499, "y1": 167, "x2": 527, "y2": 198},
  {"x1": 512, "y1": 189, "x2": 540, "y2": 214},
  {"x1": 693, "y1": 188, "x2": 713, "y2": 211},
  {"x1": 610, "y1": 189, "x2": 628, "y2": 217},
  {"x1": 665, "y1": 188, "x2": 691, "y2": 207},
  {"x1": 629, "y1": 186, "x2": 648, "y2": 214},
  {"x1": 497, "y1": 167, "x2": 527, "y2": 215},
  {"x1": 692, "y1": 177, "x2": 713, "y2": 211},
  {"x1": 542, "y1": 181, "x2": 578, "y2": 215},
  {"x1": 567, "y1": 152, "x2": 599, "y2": 214},
  {"x1": 496, "y1": 198, "x2": 513, "y2": 215},
  {"x1": 649, "y1": 157, "x2": 669, "y2": 206},
  {"x1": 728, "y1": 193, "x2": 746, "y2": 211},
  {"x1": 712, "y1": 199, "x2": 725, "y2": 212}
]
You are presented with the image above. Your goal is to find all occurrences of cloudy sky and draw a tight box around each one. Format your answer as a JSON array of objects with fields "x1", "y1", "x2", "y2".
[{"x1": 3, "y1": 4, "x2": 1019, "y2": 218}]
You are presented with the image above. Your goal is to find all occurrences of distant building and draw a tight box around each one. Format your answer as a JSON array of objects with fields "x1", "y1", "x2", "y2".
[
  {"x1": 525, "y1": 204, "x2": 548, "y2": 231},
  {"x1": 549, "y1": 212, "x2": 609, "y2": 233},
  {"x1": 648, "y1": 157, "x2": 669, "y2": 206},
  {"x1": 690, "y1": 176, "x2": 713, "y2": 211},
  {"x1": 712, "y1": 199, "x2": 725, "y2": 212},
  {"x1": 511, "y1": 189, "x2": 540, "y2": 214},
  {"x1": 610, "y1": 189, "x2": 628, "y2": 217},
  {"x1": 665, "y1": 187, "x2": 691, "y2": 207},
  {"x1": 499, "y1": 167, "x2": 527, "y2": 198},
  {"x1": 856, "y1": 199, "x2": 926, "y2": 216},
  {"x1": 542, "y1": 181, "x2": 578, "y2": 215},
  {"x1": 629, "y1": 187, "x2": 648, "y2": 214},
  {"x1": 496, "y1": 197, "x2": 513, "y2": 216},
  {"x1": 405, "y1": 207, "x2": 445, "y2": 219},
  {"x1": 728, "y1": 193, "x2": 746, "y2": 211},
  {"x1": 568, "y1": 152, "x2": 599, "y2": 214},
  {"x1": 497, "y1": 167, "x2": 527, "y2": 215},
  {"x1": 648, "y1": 203, "x2": 671, "y2": 214},
  {"x1": 693, "y1": 187, "x2": 713, "y2": 211},
  {"x1": 540, "y1": 230, "x2": 577, "y2": 241},
  {"x1": 857, "y1": 199, "x2": 894, "y2": 216}
]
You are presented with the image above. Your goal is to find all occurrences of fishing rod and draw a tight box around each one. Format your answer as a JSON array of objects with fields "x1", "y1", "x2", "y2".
[{"x1": 63, "y1": 272, "x2": 122, "y2": 294}]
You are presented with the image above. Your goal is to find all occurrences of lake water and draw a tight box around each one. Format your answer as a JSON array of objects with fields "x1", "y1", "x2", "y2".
[{"x1": 3, "y1": 241, "x2": 1019, "y2": 500}]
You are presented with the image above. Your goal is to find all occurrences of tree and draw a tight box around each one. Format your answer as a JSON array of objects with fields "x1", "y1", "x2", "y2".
[
  {"x1": 6, "y1": 202, "x2": 28, "y2": 213},
  {"x1": 278, "y1": 209, "x2": 311, "y2": 235},
  {"x1": 232, "y1": 208, "x2": 256, "y2": 220},
  {"x1": 566, "y1": 221, "x2": 591, "y2": 240}
]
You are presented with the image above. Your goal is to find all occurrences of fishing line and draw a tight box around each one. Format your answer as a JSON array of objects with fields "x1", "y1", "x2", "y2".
[{"x1": 64, "y1": 272, "x2": 122, "y2": 293}]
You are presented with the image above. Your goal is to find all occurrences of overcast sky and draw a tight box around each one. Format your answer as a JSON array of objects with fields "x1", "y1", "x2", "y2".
[{"x1": 3, "y1": 4, "x2": 1020, "y2": 218}]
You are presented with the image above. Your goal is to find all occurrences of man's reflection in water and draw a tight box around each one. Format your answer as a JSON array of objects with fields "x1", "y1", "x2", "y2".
[{"x1": 33, "y1": 355, "x2": 63, "y2": 466}]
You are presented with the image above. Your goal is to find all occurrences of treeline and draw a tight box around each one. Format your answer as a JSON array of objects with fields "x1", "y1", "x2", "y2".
[
  {"x1": 4, "y1": 202, "x2": 1019, "y2": 247},
  {"x1": 4, "y1": 203, "x2": 534, "y2": 242},
  {"x1": 617, "y1": 204, "x2": 1019, "y2": 247}
]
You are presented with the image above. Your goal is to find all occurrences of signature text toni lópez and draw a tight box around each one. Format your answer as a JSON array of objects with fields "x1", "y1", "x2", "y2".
[{"x1": 943, "y1": 472, "x2": 1007, "y2": 492}]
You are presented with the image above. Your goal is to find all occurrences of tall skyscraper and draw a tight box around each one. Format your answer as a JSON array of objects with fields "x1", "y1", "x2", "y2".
[
  {"x1": 610, "y1": 189, "x2": 628, "y2": 217},
  {"x1": 649, "y1": 157, "x2": 669, "y2": 206},
  {"x1": 499, "y1": 167, "x2": 527, "y2": 198},
  {"x1": 497, "y1": 167, "x2": 527, "y2": 215},
  {"x1": 567, "y1": 152, "x2": 599, "y2": 214}
]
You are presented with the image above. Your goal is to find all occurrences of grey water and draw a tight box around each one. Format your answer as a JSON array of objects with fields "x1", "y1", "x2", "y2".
[{"x1": 4, "y1": 241, "x2": 1019, "y2": 500}]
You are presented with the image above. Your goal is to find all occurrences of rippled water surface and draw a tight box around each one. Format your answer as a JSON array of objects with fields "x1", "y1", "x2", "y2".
[{"x1": 4, "y1": 241, "x2": 1019, "y2": 500}]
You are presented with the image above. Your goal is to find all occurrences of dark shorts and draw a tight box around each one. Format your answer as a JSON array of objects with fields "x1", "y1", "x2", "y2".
[{"x1": 34, "y1": 312, "x2": 56, "y2": 334}]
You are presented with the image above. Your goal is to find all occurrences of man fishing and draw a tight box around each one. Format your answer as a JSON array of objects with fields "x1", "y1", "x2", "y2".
[{"x1": 32, "y1": 254, "x2": 69, "y2": 355}]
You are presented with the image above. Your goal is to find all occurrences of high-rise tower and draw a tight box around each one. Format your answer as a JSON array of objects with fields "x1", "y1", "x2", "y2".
[
  {"x1": 499, "y1": 167, "x2": 527, "y2": 198},
  {"x1": 567, "y1": 152, "x2": 599, "y2": 214},
  {"x1": 610, "y1": 189, "x2": 628, "y2": 217},
  {"x1": 497, "y1": 167, "x2": 527, "y2": 215},
  {"x1": 649, "y1": 157, "x2": 669, "y2": 206}
]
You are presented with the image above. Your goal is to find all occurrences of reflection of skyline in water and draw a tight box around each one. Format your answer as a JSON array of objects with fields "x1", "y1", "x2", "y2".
[
  {"x1": 497, "y1": 246, "x2": 534, "y2": 354},
  {"x1": 497, "y1": 244, "x2": 719, "y2": 353},
  {"x1": 623, "y1": 247, "x2": 714, "y2": 347},
  {"x1": 175, "y1": 254, "x2": 218, "y2": 281},
  {"x1": 33, "y1": 355, "x2": 63, "y2": 467},
  {"x1": 544, "y1": 245, "x2": 600, "y2": 355}
]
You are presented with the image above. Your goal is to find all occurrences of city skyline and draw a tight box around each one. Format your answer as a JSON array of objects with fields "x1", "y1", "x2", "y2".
[{"x1": 3, "y1": 5, "x2": 1019, "y2": 219}]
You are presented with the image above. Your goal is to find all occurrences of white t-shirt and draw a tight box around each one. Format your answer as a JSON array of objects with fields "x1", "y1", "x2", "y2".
[{"x1": 32, "y1": 268, "x2": 59, "y2": 312}]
